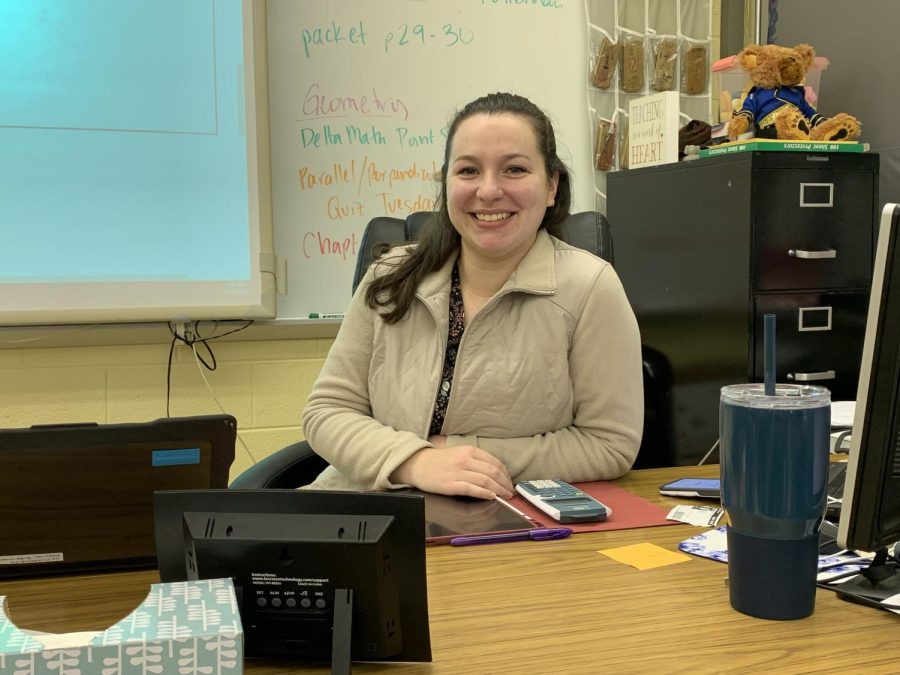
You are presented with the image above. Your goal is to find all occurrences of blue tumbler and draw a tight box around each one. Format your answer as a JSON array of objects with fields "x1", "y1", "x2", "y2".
[{"x1": 719, "y1": 383, "x2": 830, "y2": 620}]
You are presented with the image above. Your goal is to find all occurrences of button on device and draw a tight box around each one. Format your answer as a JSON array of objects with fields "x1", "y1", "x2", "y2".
[
  {"x1": 271, "y1": 597, "x2": 282, "y2": 608},
  {"x1": 256, "y1": 597, "x2": 267, "y2": 607},
  {"x1": 315, "y1": 598, "x2": 327, "y2": 609},
  {"x1": 286, "y1": 598, "x2": 297, "y2": 608},
  {"x1": 300, "y1": 598, "x2": 312, "y2": 609}
]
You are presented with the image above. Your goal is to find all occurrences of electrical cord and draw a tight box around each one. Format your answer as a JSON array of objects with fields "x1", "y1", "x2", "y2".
[
  {"x1": 831, "y1": 429, "x2": 852, "y2": 454},
  {"x1": 165, "y1": 319, "x2": 257, "y2": 464},
  {"x1": 187, "y1": 341, "x2": 258, "y2": 465},
  {"x1": 164, "y1": 318, "x2": 254, "y2": 431}
]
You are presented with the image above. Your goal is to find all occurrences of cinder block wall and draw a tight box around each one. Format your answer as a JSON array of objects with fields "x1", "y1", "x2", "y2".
[{"x1": 0, "y1": 337, "x2": 332, "y2": 482}]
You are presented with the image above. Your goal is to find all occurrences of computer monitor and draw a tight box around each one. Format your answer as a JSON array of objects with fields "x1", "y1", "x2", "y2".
[
  {"x1": 835, "y1": 203, "x2": 900, "y2": 605},
  {"x1": 153, "y1": 489, "x2": 432, "y2": 669}
]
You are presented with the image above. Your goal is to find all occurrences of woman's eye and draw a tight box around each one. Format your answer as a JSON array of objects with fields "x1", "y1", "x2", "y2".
[
  {"x1": 457, "y1": 166, "x2": 478, "y2": 176},
  {"x1": 506, "y1": 166, "x2": 528, "y2": 174}
]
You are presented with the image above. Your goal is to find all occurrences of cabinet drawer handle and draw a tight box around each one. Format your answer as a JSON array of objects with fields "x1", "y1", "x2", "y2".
[
  {"x1": 787, "y1": 370, "x2": 836, "y2": 382},
  {"x1": 788, "y1": 249, "x2": 837, "y2": 259}
]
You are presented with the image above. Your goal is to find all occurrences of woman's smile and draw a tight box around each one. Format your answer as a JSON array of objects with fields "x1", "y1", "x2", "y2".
[{"x1": 447, "y1": 112, "x2": 558, "y2": 265}]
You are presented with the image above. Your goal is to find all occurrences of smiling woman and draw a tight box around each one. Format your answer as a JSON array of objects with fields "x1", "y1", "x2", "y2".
[
  {"x1": 363, "y1": 93, "x2": 572, "y2": 326},
  {"x1": 301, "y1": 92, "x2": 645, "y2": 502},
  {"x1": 446, "y1": 112, "x2": 559, "y2": 282}
]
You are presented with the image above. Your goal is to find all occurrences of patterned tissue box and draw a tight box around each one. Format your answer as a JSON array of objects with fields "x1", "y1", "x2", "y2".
[{"x1": 0, "y1": 578, "x2": 242, "y2": 675}]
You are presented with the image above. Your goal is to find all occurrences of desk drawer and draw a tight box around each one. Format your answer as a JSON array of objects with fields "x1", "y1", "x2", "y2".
[
  {"x1": 753, "y1": 169, "x2": 874, "y2": 290},
  {"x1": 753, "y1": 290, "x2": 868, "y2": 400}
]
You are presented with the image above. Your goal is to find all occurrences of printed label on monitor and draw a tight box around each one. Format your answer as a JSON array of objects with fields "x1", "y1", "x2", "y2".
[
  {"x1": 250, "y1": 572, "x2": 332, "y2": 610},
  {"x1": 0, "y1": 552, "x2": 64, "y2": 566}
]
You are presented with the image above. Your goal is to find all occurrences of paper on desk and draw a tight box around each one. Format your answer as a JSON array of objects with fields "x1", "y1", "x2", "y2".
[
  {"x1": 678, "y1": 527, "x2": 729, "y2": 563},
  {"x1": 667, "y1": 504, "x2": 724, "y2": 527},
  {"x1": 831, "y1": 400, "x2": 855, "y2": 427},
  {"x1": 883, "y1": 593, "x2": 900, "y2": 616},
  {"x1": 598, "y1": 542, "x2": 691, "y2": 570},
  {"x1": 679, "y1": 527, "x2": 874, "y2": 575}
]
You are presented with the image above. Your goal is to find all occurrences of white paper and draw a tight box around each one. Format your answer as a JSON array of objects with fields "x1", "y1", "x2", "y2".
[
  {"x1": 666, "y1": 505, "x2": 724, "y2": 527},
  {"x1": 831, "y1": 400, "x2": 856, "y2": 427},
  {"x1": 883, "y1": 592, "x2": 900, "y2": 616}
]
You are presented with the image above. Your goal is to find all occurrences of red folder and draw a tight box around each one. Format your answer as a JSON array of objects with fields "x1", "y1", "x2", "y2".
[{"x1": 509, "y1": 480, "x2": 677, "y2": 534}]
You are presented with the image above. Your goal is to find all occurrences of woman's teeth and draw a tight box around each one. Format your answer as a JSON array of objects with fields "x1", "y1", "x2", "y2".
[{"x1": 475, "y1": 212, "x2": 511, "y2": 222}]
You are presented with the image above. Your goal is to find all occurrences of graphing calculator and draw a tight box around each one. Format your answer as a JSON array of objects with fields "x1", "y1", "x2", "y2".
[{"x1": 515, "y1": 479, "x2": 611, "y2": 524}]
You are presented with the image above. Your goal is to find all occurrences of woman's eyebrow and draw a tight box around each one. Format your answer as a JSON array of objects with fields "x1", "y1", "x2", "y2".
[{"x1": 452, "y1": 153, "x2": 531, "y2": 163}]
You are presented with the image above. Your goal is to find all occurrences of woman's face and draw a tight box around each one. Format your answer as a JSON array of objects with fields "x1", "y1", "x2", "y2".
[{"x1": 446, "y1": 113, "x2": 559, "y2": 265}]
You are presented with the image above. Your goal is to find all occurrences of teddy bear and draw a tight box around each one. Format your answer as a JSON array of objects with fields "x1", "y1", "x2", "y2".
[{"x1": 727, "y1": 42, "x2": 860, "y2": 142}]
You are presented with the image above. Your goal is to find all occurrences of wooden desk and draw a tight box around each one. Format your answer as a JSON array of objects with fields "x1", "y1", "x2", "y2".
[{"x1": 1, "y1": 466, "x2": 897, "y2": 674}]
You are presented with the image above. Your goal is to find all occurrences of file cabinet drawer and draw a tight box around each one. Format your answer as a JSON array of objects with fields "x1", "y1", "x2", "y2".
[
  {"x1": 608, "y1": 151, "x2": 878, "y2": 465},
  {"x1": 753, "y1": 169, "x2": 874, "y2": 290},
  {"x1": 752, "y1": 290, "x2": 869, "y2": 400}
]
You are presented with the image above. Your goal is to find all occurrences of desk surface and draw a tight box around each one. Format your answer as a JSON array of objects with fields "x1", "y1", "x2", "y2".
[{"x1": 1, "y1": 466, "x2": 897, "y2": 674}]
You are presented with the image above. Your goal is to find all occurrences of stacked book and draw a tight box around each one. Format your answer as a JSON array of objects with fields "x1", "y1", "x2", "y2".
[{"x1": 700, "y1": 138, "x2": 870, "y2": 158}]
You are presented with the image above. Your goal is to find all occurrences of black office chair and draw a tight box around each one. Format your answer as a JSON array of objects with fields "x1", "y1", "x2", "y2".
[
  {"x1": 229, "y1": 211, "x2": 665, "y2": 489},
  {"x1": 350, "y1": 211, "x2": 613, "y2": 295}
]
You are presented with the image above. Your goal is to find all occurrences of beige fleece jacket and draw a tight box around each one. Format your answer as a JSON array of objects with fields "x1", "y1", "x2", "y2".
[{"x1": 302, "y1": 231, "x2": 644, "y2": 491}]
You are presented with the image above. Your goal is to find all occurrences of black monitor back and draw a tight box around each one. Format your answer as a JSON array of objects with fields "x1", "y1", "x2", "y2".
[
  {"x1": 154, "y1": 489, "x2": 432, "y2": 664},
  {"x1": 839, "y1": 203, "x2": 900, "y2": 553}
]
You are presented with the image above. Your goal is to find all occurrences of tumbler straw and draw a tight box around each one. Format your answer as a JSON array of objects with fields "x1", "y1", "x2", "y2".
[{"x1": 764, "y1": 314, "x2": 776, "y2": 396}]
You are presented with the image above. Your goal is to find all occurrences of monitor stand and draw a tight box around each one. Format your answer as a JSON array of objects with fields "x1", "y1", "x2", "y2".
[
  {"x1": 331, "y1": 589, "x2": 353, "y2": 675},
  {"x1": 835, "y1": 548, "x2": 900, "y2": 607}
]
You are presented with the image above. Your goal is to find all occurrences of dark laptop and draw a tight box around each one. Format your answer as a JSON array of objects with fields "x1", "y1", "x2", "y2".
[{"x1": 0, "y1": 415, "x2": 235, "y2": 578}]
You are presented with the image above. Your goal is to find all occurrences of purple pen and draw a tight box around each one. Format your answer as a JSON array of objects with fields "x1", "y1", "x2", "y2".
[{"x1": 449, "y1": 527, "x2": 573, "y2": 546}]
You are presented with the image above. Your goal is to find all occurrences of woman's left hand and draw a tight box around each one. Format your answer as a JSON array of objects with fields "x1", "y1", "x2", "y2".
[{"x1": 390, "y1": 443, "x2": 514, "y2": 500}]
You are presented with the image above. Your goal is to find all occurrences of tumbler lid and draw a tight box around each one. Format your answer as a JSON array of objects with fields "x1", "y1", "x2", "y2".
[{"x1": 720, "y1": 383, "x2": 830, "y2": 409}]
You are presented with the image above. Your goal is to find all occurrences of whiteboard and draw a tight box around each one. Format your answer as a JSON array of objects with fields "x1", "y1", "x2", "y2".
[{"x1": 266, "y1": 0, "x2": 593, "y2": 321}]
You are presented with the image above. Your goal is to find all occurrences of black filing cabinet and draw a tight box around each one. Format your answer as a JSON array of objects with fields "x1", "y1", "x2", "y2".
[{"x1": 608, "y1": 151, "x2": 879, "y2": 465}]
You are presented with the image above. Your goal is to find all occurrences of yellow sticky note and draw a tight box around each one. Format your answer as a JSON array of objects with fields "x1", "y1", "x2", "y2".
[{"x1": 598, "y1": 542, "x2": 691, "y2": 570}]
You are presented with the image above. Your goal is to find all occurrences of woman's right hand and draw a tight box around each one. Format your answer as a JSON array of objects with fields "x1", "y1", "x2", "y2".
[{"x1": 390, "y1": 445, "x2": 514, "y2": 500}]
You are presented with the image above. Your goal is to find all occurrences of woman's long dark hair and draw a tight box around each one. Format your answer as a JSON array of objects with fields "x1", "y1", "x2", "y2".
[{"x1": 364, "y1": 92, "x2": 572, "y2": 324}]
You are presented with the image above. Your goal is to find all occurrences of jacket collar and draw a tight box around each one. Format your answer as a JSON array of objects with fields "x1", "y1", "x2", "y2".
[
  {"x1": 505, "y1": 230, "x2": 557, "y2": 294},
  {"x1": 417, "y1": 230, "x2": 558, "y2": 301}
]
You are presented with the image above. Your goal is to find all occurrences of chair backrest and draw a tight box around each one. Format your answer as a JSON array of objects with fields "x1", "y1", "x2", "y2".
[{"x1": 351, "y1": 211, "x2": 613, "y2": 295}]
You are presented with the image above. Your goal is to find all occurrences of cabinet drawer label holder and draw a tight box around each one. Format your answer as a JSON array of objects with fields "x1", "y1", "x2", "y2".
[
  {"x1": 798, "y1": 306, "x2": 833, "y2": 331},
  {"x1": 799, "y1": 182, "x2": 834, "y2": 207}
]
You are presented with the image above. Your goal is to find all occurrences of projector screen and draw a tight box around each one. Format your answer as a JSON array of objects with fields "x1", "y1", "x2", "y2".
[{"x1": 0, "y1": 0, "x2": 275, "y2": 326}]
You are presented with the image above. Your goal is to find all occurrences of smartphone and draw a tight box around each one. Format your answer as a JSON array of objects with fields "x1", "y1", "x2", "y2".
[{"x1": 659, "y1": 477, "x2": 721, "y2": 499}]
